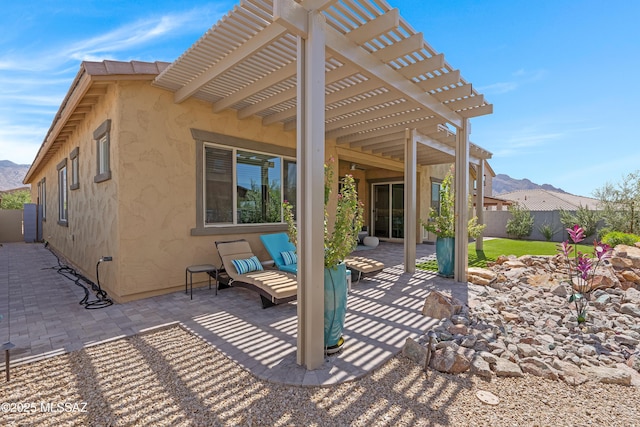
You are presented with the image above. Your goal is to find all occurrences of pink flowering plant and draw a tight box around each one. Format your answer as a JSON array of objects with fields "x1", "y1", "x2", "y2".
[{"x1": 558, "y1": 224, "x2": 612, "y2": 324}]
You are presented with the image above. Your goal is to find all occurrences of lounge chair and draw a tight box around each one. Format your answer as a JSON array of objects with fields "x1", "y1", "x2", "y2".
[
  {"x1": 261, "y1": 232, "x2": 354, "y2": 289},
  {"x1": 259, "y1": 232, "x2": 297, "y2": 274},
  {"x1": 215, "y1": 239, "x2": 297, "y2": 308},
  {"x1": 261, "y1": 232, "x2": 383, "y2": 286},
  {"x1": 344, "y1": 255, "x2": 385, "y2": 282}
]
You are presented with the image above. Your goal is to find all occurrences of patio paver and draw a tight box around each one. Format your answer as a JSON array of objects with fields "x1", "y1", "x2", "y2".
[{"x1": 0, "y1": 241, "x2": 467, "y2": 386}]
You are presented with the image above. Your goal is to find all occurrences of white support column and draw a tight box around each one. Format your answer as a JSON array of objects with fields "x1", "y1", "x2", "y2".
[
  {"x1": 404, "y1": 128, "x2": 417, "y2": 273},
  {"x1": 475, "y1": 160, "x2": 485, "y2": 251},
  {"x1": 296, "y1": 10, "x2": 326, "y2": 370},
  {"x1": 454, "y1": 119, "x2": 470, "y2": 283}
]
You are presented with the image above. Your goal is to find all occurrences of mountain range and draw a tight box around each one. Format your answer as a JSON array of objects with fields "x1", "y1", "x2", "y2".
[
  {"x1": 0, "y1": 160, "x2": 30, "y2": 191},
  {"x1": 0, "y1": 159, "x2": 569, "y2": 196},
  {"x1": 492, "y1": 173, "x2": 567, "y2": 196}
]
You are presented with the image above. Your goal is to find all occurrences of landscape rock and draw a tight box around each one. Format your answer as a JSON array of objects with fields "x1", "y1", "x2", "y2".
[
  {"x1": 467, "y1": 267, "x2": 497, "y2": 286},
  {"x1": 401, "y1": 337, "x2": 427, "y2": 366},
  {"x1": 624, "y1": 287, "x2": 640, "y2": 303},
  {"x1": 430, "y1": 345, "x2": 472, "y2": 374},
  {"x1": 493, "y1": 358, "x2": 523, "y2": 378},
  {"x1": 409, "y1": 249, "x2": 640, "y2": 387},
  {"x1": 520, "y1": 357, "x2": 559, "y2": 380},
  {"x1": 620, "y1": 303, "x2": 640, "y2": 318},
  {"x1": 583, "y1": 366, "x2": 631, "y2": 385},
  {"x1": 422, "y1": 291, "x2": 462, "y2": 319},
  {"x1": 470, "y1": 356, "x2": 493, "y2": 379}
]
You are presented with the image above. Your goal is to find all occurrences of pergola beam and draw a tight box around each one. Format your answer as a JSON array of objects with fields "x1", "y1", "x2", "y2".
[
  {"x1": 213, "y1": 62, "x2": 297, "y2": 112},
  {"x1": 174, "y1": 22, "x2": 288, "y2": 103},
  {"x1": 346, "y1": 8, "x2": 399, "y2": 44},
  {"x1": 374, "y1": 33, "x2": 423, "y2": 62},
  {"x1": 324, "y1": 26, "x2": 463, "y2": 127},
  {"x1": 325, "y1": 100, "x2": 409, "y2": 131},
  {"x1": 336, "y1": 115, "x2": 440, "y2": 144},
  {"x1": 395, "y1": 54, "x2": 445, "y2": 80}
]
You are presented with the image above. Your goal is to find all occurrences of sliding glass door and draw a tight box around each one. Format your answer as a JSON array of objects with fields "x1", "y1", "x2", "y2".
[{"x1": 372, "y1": 182, "x2": 404, "y2": 240}]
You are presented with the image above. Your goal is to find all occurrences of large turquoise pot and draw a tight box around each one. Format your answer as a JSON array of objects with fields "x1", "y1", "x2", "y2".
[
  {"x1": 435, "y1": 237, "x2": 455, "y2": 278},
  {"x1": 324, "y1": 262, "x2": 348, "y2": 349}
]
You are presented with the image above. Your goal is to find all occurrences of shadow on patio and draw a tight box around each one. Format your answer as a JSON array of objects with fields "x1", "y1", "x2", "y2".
[{"x1": 0, "y1": 242, "x2": 468, "y2": 386}]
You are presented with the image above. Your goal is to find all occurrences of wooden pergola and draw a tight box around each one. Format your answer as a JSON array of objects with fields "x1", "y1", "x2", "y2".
[{"x1": 153, "y1": 0, "x2": 493, "y2": 370}]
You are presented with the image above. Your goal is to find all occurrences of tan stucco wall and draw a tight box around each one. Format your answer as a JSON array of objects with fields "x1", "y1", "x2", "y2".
[
  {"x1": 27, "y1": 83, "x2": 121, "y2": 293},
  {"x1": 26, "y1": 78, "x2": 457, "y2": 302},
  {"x1": 114, "y1": 81, "x2": 297, "y2": 301}
]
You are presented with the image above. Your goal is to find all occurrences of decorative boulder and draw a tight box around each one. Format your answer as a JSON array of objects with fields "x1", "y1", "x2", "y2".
[{"x1": 421, "y1": 291, "x2": 462, "y2": 319}]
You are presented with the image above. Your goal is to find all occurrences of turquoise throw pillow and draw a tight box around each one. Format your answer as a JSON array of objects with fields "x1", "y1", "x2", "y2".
[
  {"x1": 232, "y1": 256, "x2": 263, "y2": 274},
  {"x1": 280, "y1": 250, "x2": 297, "y2": 266}
]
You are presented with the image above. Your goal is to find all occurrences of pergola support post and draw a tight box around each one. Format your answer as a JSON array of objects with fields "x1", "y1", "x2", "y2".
[
  {"x1": 454, "y1": 119, "x2": 470, "y2": 283},
  {"x1": 475, "y1": 160, "x2": 485, "y2": 251},
  {"x1": 296, "y1": 10, "x2": 326, "y2": 370},
  {"x1": 404, "y1": 128, "x2": 417, "y2": 273}
]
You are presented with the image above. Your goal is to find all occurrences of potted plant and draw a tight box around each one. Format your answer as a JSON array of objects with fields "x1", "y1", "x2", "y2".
[
  {"x1": 283, "y1": 157, "x2": 364, "y2": 353},
  {"x1": 422, "y1": 167, "x2": 485, "y2": 277}
]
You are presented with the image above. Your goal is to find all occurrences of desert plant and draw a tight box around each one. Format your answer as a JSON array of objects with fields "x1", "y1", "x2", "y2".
[
  {"x1": 558, "y1": 225, "x2": 612, "y2": 324},
  {"x1": 601, "y1": 231, "x2": 640, "y2": 248},
  {"x1": 0, "y1": 189, "x2": 31, "y2": 209},
  {"x1": 559, "y1": 205, "x2": 600, "y2": 238},
  {"x1": 593, "y1": 170, "x2": 640, "y2": 234},
  {"x1": 538, "y1": 223, "x2": 556, "y2": 241},
  {"x1": 505, "y1": 203, "x2": 534, "y2": 239},
  {"x1": 283, "y1": 158, "x2": 363, "y2": 268},
  {"x1": 421, "y1": 168, "x2": 485, "y2": 239}
]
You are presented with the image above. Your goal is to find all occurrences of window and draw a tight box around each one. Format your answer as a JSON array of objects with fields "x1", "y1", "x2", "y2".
[
  {"x1": 38, "y1": 178, "x2": 46, "y2": 220},
  {"x1": 431, "y1": 179, "x2": 442, "y2": 214},
  {"x1": 94, "y1": 119, "x2": 111, "y2": 183},
  {"x1": 57, "y1": 159, "x2": 68, "y2": 225},
  {"x1": 204, "y1": 144, "x2": 296, "y2": 226},
  {"x1": 70, "y1": 147, "x2": 79, "y2": 190}
]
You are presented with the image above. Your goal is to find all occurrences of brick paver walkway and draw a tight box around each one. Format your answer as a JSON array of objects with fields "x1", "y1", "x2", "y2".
[{"x1": 0, "y1": 241, "x2": 467, "y2": 386}]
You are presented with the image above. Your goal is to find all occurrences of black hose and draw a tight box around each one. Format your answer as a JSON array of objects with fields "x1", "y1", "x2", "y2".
[{"x1": 44, "y1": 243, "x2": 113, "y2": 309}]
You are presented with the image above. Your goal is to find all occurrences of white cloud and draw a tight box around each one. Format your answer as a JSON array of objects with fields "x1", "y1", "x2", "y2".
[
  {"x1": 478, "y1": 81, "x2": 519, "y2": 94},
  {"x1": 479, "y1": 68, "x2": 547, "y2": 95}
]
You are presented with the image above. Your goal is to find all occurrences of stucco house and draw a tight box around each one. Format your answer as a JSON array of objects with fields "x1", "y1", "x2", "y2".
[{"x1": 23, "y1": 1, "x2": 494, "y2": 367}]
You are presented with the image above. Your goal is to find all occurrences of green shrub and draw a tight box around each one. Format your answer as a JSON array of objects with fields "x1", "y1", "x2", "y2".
[
  {"x1": 506, "y1": 203, "x2": 534, "y2": 239},
  {"x1": 601, "y1": 231, "x2": 640, "y2": 248},
  {"x1": 538, "y1": 223, "x2": 556, "y2": 241}
]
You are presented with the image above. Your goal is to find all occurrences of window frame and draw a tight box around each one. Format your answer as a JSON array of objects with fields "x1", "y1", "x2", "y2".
[
  {"x1": 38, "y1": 178, "x2": 47, "y2": 221},
  {"x1": 70, "y1": 146, "x2": 79, "y2": 190},
  {"x1": 430, "y1": 178, "x2": 443, "y2": 215},
  {"x1": 57, "y1": 159, "x2": 68, "y2": 226},
  {"x1": 191, "y1": 129, "x2": 296, "y2": 236},
  {"x1": 93, "y1": 119, "x2": 112, "y2": 183}
]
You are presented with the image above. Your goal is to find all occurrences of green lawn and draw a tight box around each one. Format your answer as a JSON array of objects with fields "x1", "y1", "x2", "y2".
[{"x1": 417, "y1": 238, "x2": 594, "y2": 271}]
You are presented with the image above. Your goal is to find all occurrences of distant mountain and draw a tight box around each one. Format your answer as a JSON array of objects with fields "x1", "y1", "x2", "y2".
[
  {"x1": 492, "y1": 173, "x2": 567, "y2": 196},
  {"x1": 0, "y1": 160, "x2": 30, "y2": 191}
]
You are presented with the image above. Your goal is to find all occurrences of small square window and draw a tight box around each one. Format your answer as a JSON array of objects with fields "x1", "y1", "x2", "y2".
[
  {"x1": 70, "y1": 147, "x2": 79, "y2": 190},
  {"x1": 57, "y1": 159, "x2": 68, "y2": 226},
  {"x1": 94, "y1": 119, "x2": 111, "y2": 183}
]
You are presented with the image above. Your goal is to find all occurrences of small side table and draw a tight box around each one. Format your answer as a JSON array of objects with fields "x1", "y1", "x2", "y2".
[{"x1": 185, "y1": 264, "x2": 218, "y2": 299}]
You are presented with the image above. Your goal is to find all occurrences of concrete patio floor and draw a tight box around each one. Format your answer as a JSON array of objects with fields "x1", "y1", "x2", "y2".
[{"x1": 0, "y1": 241, "x2": 468, "y2": 386}]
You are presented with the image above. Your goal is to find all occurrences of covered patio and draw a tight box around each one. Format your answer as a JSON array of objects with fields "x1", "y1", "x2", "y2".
[
  {"x1": 0, "y1": 241, "x2": 466, "y2": 385},
  {"x1": 153, "y1": 0, "x2": 492, "y2": 369}
]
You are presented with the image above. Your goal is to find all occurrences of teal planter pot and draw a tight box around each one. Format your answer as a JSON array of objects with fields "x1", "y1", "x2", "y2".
[
  {"x1": 435, "y1": 237, "x2": 455, "y2": 278},
  {"x1": 324, "y1": 262, "x2": 348, "y2": 351}
]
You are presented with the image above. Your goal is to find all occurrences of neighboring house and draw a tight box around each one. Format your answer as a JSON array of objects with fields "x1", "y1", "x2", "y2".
[
  {"x1": 484, "y1": 189, "x2": 602, "y2": 241},
  {"x1": 23, "y1": 1, "x2": 494, "y2": 304},
  {"x1": 498, "y1": 189, "x2": 601, "y2": 211}
]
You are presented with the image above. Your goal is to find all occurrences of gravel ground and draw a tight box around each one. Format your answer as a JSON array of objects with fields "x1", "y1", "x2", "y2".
[{"x1": 1, "y1": 326, "x2": 639, "y2": 426}]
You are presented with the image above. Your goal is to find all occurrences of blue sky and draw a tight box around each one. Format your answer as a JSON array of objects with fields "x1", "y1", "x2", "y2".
[{"x1": 1, "y1": 1, "x2": 639, "y2": 197}]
